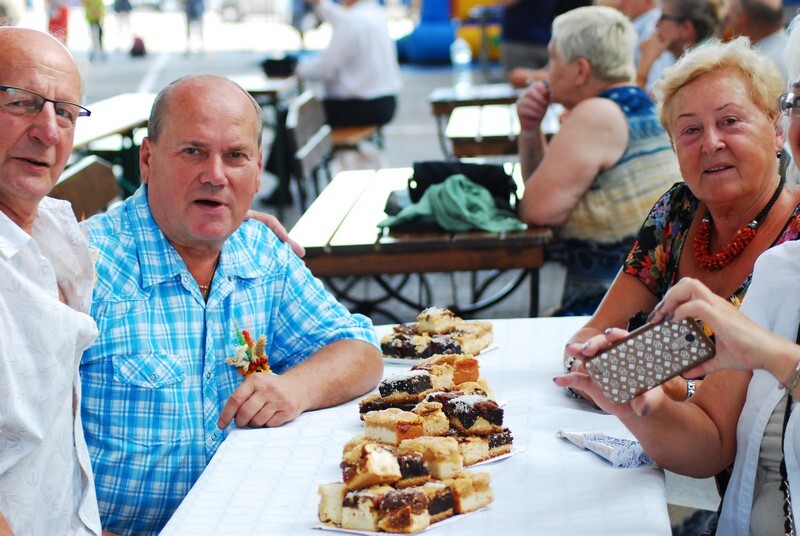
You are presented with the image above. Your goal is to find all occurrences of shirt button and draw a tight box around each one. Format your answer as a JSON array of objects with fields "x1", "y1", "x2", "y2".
[
  {"x1": 211, "y1": 433, "x2": 217, "y2": 441},
  {"x1": 149, "y1": 373, "x2": 157, "y2": 381},
  {"x1": 206, "y1": 371, "x2": 212, "y2": 380}
]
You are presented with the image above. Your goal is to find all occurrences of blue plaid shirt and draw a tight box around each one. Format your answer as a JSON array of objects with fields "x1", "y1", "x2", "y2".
[{"x1": 80, "y1": 186, "x2": 378, "y2": 535}]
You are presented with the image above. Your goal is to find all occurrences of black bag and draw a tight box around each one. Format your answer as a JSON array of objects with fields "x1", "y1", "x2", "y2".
[
  {"x1": 408, "y1": 161, "x2": 519, "y2": 213},
  {"x1": 261, "y1": 55, "x2": 298, "y2": 78},
  {"x1": 130, "y1": 36, "x2": 147, "y2": 57}
]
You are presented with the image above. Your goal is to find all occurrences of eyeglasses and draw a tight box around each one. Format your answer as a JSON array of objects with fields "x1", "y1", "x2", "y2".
[
  {"x1": 778, "y1": 92, "x2": 800, "y2": 118},
  {"x1": 0, "y1": 85, "x2": 91, "y2": 128},
  {"x1": 658, "y1": 14, "x2": 687, "y2": 24}
]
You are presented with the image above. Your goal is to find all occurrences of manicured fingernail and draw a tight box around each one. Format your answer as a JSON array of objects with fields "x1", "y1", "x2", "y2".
[
  {"x1": 646, "y1": 311, "x2": 655, "y2": 322},
  {"x1": 664, "y1": 312, "x2": 674, "y2": 322},
  {"x1": 640, "y1": 403, "x2": 651, "y2": 416},
  {"x1": 582, "y1": 341, "x2": 591, "y2": 351},
  {"x1": 604, "y1": 327, "x2": 613, "y2": 335}
]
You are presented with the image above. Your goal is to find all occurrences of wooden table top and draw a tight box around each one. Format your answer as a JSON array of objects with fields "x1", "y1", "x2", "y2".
[
  {"x1": 230, "y1": 73, "x2": 299, "y2": 105},
  {"x1": 289, "y1": 168, "x2": 551, "y2": 278},
  {"x1": 446, "y1": 103, "x2": 520, "y2": 158},
  {"x1": 73, "y1": 92, "x2": 156, "y2": 149},
  {"x1": 429, "y1": 83, "x2": 519, "y2": 117}
]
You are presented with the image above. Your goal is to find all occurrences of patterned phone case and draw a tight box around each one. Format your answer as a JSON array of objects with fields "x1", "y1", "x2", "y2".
[{"x1": 584, "y1": 318, "x2": 715, "y2": 405}]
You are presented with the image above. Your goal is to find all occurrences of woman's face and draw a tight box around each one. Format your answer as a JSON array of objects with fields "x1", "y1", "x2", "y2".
[{"x1": 667, "y1": 69, "x2": 782, "y2": 205}]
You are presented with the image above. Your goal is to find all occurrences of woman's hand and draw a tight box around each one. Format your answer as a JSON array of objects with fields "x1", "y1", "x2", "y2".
[
  {"x1": 245, "y1": 210, "x2": 306, "y2": 258},
  {"x1": 558, "y1": 328, "x2": 667, "y2": 418},
  {"x1": 516, "y1": 81, "x2": 551, "y2": 132},
  {"x1": 649, "y1": 278, "x2": 777, "y2": 376}
]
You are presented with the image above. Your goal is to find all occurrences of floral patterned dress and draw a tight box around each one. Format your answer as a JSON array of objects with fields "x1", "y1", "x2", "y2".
[{"x1": 623, "y1": 182, "x2": 800, "y2": 305}]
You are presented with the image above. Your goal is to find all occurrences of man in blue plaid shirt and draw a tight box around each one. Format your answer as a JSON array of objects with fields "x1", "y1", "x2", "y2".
[{"x1": 80, "y1": 74, "x2": 383, "y2": 535}]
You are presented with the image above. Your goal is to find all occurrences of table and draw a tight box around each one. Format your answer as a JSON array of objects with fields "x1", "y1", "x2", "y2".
[
  {"x1": 445, "y1": 103, "x2": 562, "y2": 158},
  {"x1": 288, "y1": 167, "x2": 552, "y2": 319},
  {"x1": 428, "y1": 83, "x2": 519, "y2": 156},
  {"x1": 161, "y1": 317, "x2": 671, "y2": 535},
  {"x1": 446, "y1": 104, "x2": 520, "y2": 158},
  {"x1": 72, "y1": 92, "x2": 156, "y2": 195}
]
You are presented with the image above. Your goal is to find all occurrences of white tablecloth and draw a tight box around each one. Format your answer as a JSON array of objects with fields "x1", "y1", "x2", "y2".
[{"x1": 161, "y1": 317, "x2": 670, "y2": 535}]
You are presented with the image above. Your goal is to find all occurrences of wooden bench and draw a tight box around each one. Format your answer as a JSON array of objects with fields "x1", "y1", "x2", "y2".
[
  {"x1": 50, "y1": 156, "x2": 120, "y2": 219},
  {"x1": 331, "y1": 125, "x2": 382, "y2": 151}
]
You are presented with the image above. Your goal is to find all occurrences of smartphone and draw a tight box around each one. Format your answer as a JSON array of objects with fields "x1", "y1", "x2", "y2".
[{"x1": 583, "y1": 318, "x2": 715, "y2": 405}]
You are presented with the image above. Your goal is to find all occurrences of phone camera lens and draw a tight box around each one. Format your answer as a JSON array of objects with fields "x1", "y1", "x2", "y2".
[{"x1": 685, "y1": 333, "x2": 696, "y2": 343}]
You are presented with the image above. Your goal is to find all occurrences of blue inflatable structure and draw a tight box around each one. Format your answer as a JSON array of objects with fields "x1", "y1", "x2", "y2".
[{"x1": 397, "y1": 0, "x2": 456, "y2": 64}]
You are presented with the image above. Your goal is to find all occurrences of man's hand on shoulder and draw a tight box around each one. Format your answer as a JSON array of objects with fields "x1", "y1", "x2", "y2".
[{"x1": 245, "y1": 209, "x2": 305, "y2": 258}]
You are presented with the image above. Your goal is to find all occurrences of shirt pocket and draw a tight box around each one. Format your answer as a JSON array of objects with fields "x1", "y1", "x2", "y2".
[{"x1": 111, "y1": 353, "x2": 188, "y2": 446}]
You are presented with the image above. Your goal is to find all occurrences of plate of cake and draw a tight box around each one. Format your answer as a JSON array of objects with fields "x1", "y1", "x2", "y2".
[{"x1": 379, "y1": 307, "x2": 494, "y2": 364}]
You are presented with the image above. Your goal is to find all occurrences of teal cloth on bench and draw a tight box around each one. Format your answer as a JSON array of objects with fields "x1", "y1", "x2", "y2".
[{"x1": 378, "y1": 174, "x2": 525, "y2": 232}]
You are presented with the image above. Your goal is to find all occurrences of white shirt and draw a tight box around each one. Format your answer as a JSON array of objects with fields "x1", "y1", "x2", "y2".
[
  {"x1": 0, "y1": 197, "x2": 101, "y2": 535},
  {"x1": 755, "y1": 28, "x2": 789, "y2": 82},
  {"x1": 717, "y1": 239, "x2": 800, "y2": 535},
  {"x1": 296, "y1": 0, "x2": 402, "y2": 100}
]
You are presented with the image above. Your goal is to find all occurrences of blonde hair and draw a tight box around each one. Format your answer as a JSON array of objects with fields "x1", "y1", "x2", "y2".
[
  {"x1": 551, "y1": 5, "x2": 636, "y2": 82},
  {"x1": 652, "y1": 37, "x2": 784, "y2": 133}
]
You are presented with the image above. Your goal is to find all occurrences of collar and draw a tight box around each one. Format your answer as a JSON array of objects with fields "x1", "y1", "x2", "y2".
[{"x1": 125, "y1": 186, "x2": 272, "y2": 289}]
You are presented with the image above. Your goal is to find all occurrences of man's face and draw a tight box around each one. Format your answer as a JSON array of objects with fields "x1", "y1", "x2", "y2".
[
  {"x1": 0, "y1": 29, "x2": 82, "y2": 212},
  {"x1": 140, "y1": 79, "x2": 262, "y2": 254}
]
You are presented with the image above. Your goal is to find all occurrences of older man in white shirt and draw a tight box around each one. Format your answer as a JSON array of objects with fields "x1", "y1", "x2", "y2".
[{"x1": 0, "y1": 27, "x2": 102, "y2": 535}]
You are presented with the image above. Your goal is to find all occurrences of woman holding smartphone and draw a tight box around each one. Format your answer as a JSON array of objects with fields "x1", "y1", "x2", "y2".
[{"x1": 558, "y1": 21, "x2": 800, "y2": 534}]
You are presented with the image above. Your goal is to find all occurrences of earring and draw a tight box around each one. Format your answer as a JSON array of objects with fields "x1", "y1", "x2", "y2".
[{"x1": 778, "y1": 150, "x2": 783, "y2": 159}]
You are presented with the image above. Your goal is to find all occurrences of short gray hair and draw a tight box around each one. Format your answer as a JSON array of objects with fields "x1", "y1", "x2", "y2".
[{"x1": 551, "y1": 6, "x2": 636, "y2": 82}]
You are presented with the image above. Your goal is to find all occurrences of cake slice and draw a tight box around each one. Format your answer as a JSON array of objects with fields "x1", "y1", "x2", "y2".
[
  {"x1": 379, "y1": 370, "x2": 433, "y2": 404},
  {"x1": 358, "y1": 393, "x2": 416, "y2": 420},
  {"x1": 412, "y1": 401, "x2": 450, "y2": 437},
  {"x1": 340, "y1": 441, "x2": 402, "y2": 490},
  {"x1": 377, "y1": 488, "x2": 431, "y2": 534},
  {"x1": 454, "y1": 434, "x2": 490, "y2": 466},
  {"x1": 443, "y1": 471, "x2": 494, "y2": 514},
  {"x1": 417, "y1": 307, "x2": 460, "y2": 334},
  {"x1": 452, "y1": 320, "x2": 493, "y2": 355},
  {"x1": 341, "y1": 485, "x2": 395, "y2": 531},
  {"x1": 488, "y1": 428, "x2": 514, "y2": 458},
  {"x1": 399, "y1": 436, "x2": 463, "y2": 480},
  {"x1": 445, "y1": 394, "x2": 504, "y2": 436},
  {"x1": 414, "y1": 354, "x2": 479, "y2": 386},
  {"x1": 317, "y1": 482, "x2": 347, "y2": 526},
  {"x1": 364, "y1": 408, "x2": 425, "y2": 446},
  {"x1": 417, "y1": 481, "x2": 455, "y2": 523}
]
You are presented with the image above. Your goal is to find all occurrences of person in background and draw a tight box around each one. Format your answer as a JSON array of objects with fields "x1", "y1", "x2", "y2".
[
  {"x1": 82, "y1": 0, "x2": 105, "y2": 62},
  {"x1": 80, "y1": 74, "x2": 383, "y2": 535},
  {"x1": 112, "y1": 0, "x2": 133, "y2": 52},
  {"x1": 0, "y1": 27, "x2": 102, "y2": 536},
  {"x1": 295, "y1": 0, "x2": 401, "y2": 128},
  {"x1": 723, "y1": 0, "x2": 787, "y2": 77},
  {"x1": 559, "y1": 20, "x2": 800, "y2": 534},
  {"x1": 183, "y1": 0, "x2": 204, "y2": 55},
  {"x1": 604, "y1": 0, "x2": 676, "y2": 90},
  {"x1": 516, "y1": 5, "x2": 680, "y2": 315},
  {"x1": 636, "y1": 0, "x2": 722, "y2": 89},
  {"x1": 47, "y1": 0, "x2": 70, "y2": 44}
]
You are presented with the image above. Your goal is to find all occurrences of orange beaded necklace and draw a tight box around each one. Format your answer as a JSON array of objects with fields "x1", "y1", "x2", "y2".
[{"x1": 693, "y1": 179, "x2": 785, "y2": 271}]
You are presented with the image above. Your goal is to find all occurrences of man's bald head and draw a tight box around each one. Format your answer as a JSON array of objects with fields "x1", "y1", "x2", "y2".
[{"x1": 0, "y1": 27, "x2": 83, "y2": 98}]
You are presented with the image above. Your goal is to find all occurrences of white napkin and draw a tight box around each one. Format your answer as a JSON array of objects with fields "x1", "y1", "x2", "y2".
[{"x1": 556, "y1": 429, "x2": 653, "y2": 468}]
